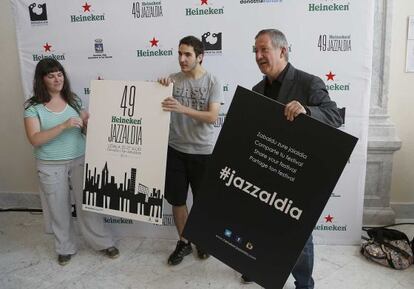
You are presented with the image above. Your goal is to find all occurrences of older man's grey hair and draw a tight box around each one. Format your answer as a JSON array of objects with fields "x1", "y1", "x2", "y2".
[{"x1": 255, "y1": 29, "x2": 289, "y2": 61}]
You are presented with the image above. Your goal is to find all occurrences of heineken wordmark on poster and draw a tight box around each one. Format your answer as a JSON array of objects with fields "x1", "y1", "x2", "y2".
[
  {"x1": 184, "y1": 86, "x2": 358, "y2": 288},
  {"x1": 82, "y1": 80, "x2": 171, "y2": 224}
]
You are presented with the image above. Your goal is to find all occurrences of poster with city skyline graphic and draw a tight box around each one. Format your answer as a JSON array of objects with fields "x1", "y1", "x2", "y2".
[{"x1": 82, "y1": 80, "x2": 171, "y2": 224}]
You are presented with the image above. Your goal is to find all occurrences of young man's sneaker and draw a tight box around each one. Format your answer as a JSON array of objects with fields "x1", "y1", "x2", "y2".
[
  {"x1": 241, "y1": 275, "x2": 253, "y2": 284},
  {"x1": 196, "y1": 246, "x2": 210, "y2": 260},
  {"x1": 58, "y1": 254, "x2": 71, "y2": 266},
  {"x1": 101, "y1": 246, "x2": 120, "y2": 259},
  {"x1": 168, "y1": 240, "x2": 192, "y2": 265}
]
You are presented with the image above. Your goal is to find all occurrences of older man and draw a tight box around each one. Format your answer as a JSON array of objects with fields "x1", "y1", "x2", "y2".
[{"x1": 241, "y1": 29, "x2": 342, "y2": 289}]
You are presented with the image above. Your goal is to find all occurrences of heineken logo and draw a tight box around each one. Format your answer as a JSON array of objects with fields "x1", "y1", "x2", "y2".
[
  {"x1": 186, "y1": 0, "x2": 224, "y2": 16},
  {"x1": 186, "y1": 7, "x2": 224, "y2": 16},
  {"x1": 150, "y1": 37, "x2": 159, "y2": 47},
  {"x1": 326, "y1": 71, "x2": 335, "y2": 81},
  {"x1": 82, "y1": 2, "x2": 91, "y2": 12},
  {"x1": 327, "y1": 83, "x2": 350, "y2": 91},
  {"x1": 314, "y1": 214, "x2": 347, "y2": 232},
  {"x1": 324, "y1": 71, "x2": 350, "y2": 91},
  {"x1": 315, "y1": 224, "x2": 347, "y2": 231},
  {"x1": 71, "y1": 14, "x2": 105, "y2": 23},
  {"x1": 104, "y1": 217, "x2": 133, "y2": 224},
  {"x1": 308, "y1": 1, "x2": 350, "y2": 12},
  {"x1": 324, "y1": 214, "x2": 334, "y2": 223},
  {"x1": 137, "y1": 38, "x2": 173, "y2": 57},
  {"x1": 137, "y1": 49, "x2": 173, "y2": 57},
  {"x1": 70, "y1": 2, "x2": 105, "y2": 23},
  {"x1": 33, "y1": 54, "x2": 65, "y2": 62},
  {"x1": 43, "y1": 42, "x2": 52, "y2": 52},
  {"x1": 33, "y1": 42, "x2": 65, "y2": 62}
]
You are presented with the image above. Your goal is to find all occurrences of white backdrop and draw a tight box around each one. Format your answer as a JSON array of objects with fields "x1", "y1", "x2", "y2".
[{"x1": 12, "y1": 0, "x2": 374, "y2": 245}]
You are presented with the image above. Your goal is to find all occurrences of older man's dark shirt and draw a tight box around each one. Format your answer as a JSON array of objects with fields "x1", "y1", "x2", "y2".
[{"x1": 264, "y1": 63, "x2": 290, "y2": 101}]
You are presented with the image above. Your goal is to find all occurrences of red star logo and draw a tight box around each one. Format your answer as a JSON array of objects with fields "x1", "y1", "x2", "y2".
[
  {"x1": 43, "y1": 42, "x2": 52, "y2": 52},
  {"x1": 326, "y1": 71, "x2": 335, "y2": 81},
  {"x1": 324, "y1": 214, "x2": 334, "y2": 223},
  {"x1": 149, "y1": 37, "x2": 159, "y2": 47},
  {"x1": 82, "y1": 2, "x2": 91, "y2": 12},
  {"x1": 201, "y1": 0, "x2": 208, "y2": 5}
]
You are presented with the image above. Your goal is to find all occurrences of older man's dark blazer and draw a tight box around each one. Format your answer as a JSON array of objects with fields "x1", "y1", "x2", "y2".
[{"x1": 252, "y1": 64, "x2": 343, "y2": 128}]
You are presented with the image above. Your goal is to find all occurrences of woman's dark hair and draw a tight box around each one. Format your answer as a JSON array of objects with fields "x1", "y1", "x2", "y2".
[{"x1": 25, "y1": 58, "x2": 81, "y2": 113}]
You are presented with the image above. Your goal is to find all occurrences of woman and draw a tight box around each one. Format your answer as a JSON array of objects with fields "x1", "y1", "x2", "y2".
[{"x1": 24, "y1": 59, "x2": 119, "y2": 265}]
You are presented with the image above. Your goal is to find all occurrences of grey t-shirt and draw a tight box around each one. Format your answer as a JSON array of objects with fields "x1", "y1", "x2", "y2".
[{"x1": 168, "y1": 71, "x2": 223, "y2": 155}]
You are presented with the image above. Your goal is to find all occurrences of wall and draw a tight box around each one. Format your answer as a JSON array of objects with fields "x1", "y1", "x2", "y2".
[
  {"x1": 1, "y1": 0, "x2": 412, "y2": 217},
  {"x1": 389, "y1": 0, "x2": 414, "y2": 205},
  {"x1": 0, "y1": 0, "x2": 38, "y2": 197}
]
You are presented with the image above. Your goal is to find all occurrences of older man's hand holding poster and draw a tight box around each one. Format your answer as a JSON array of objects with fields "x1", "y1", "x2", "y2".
[
  {"x1": 82, "y1": 80, "x2": 171, "y2": 225},
  {"x1": 183, "y1": 86, "x2": 358, "y2": 288}
]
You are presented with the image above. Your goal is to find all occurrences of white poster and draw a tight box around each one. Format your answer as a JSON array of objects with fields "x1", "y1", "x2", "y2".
[{"x1": 82, "y1": 80, "x2": 171, "y2": 224}]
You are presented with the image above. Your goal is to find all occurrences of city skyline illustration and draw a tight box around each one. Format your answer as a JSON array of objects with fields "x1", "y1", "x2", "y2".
[{"x1": 83, "y1": 162, "x2": 163, "y2": 221}]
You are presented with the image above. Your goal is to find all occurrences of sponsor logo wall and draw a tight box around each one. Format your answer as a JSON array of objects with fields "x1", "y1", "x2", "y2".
[{"x1": 11, "y1": 0, "x2": 374, "y2": 245}]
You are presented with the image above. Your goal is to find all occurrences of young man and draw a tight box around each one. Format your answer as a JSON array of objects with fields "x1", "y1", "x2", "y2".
[
  {"x1": 159, "y1": 35, "x2": 223, "y2": 265},
  {"x1": 241, "y1": 29, "x2": 342, "y2": 288}
]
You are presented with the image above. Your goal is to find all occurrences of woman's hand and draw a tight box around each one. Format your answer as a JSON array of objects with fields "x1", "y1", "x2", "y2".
[
  {"x1": 63, "y1": 117, "x2": 83, "y2": 129},
  {"x1": 80, "y1": 111, "x2": 90, "y2": 127}
]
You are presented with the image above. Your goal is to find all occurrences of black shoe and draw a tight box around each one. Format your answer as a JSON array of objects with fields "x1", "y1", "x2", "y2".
[
  {"x1": 168, "y1": 240, "x2": 192, "y2": 265},
  {"x1": 241, "y1": 275, "x2": 253, "y2": 284},
  {"x1": 101, "y1": 246, "x2": 120, "y2": 259},
  {"x1": 196, "y1": 246, "x2": 210, "y2": 260},
  {"x1": 58, "y1": 254, "x2": 71, "y2": 266}
]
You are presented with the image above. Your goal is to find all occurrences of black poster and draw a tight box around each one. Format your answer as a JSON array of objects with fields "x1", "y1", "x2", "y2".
[{"x1": 183, "y1": 86, "x2": 358, "y2": 289}]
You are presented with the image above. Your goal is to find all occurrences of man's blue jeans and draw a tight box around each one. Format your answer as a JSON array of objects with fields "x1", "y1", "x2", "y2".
[{"x1": 291, "y1": 235, "x2": 314, "y2": 289}]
